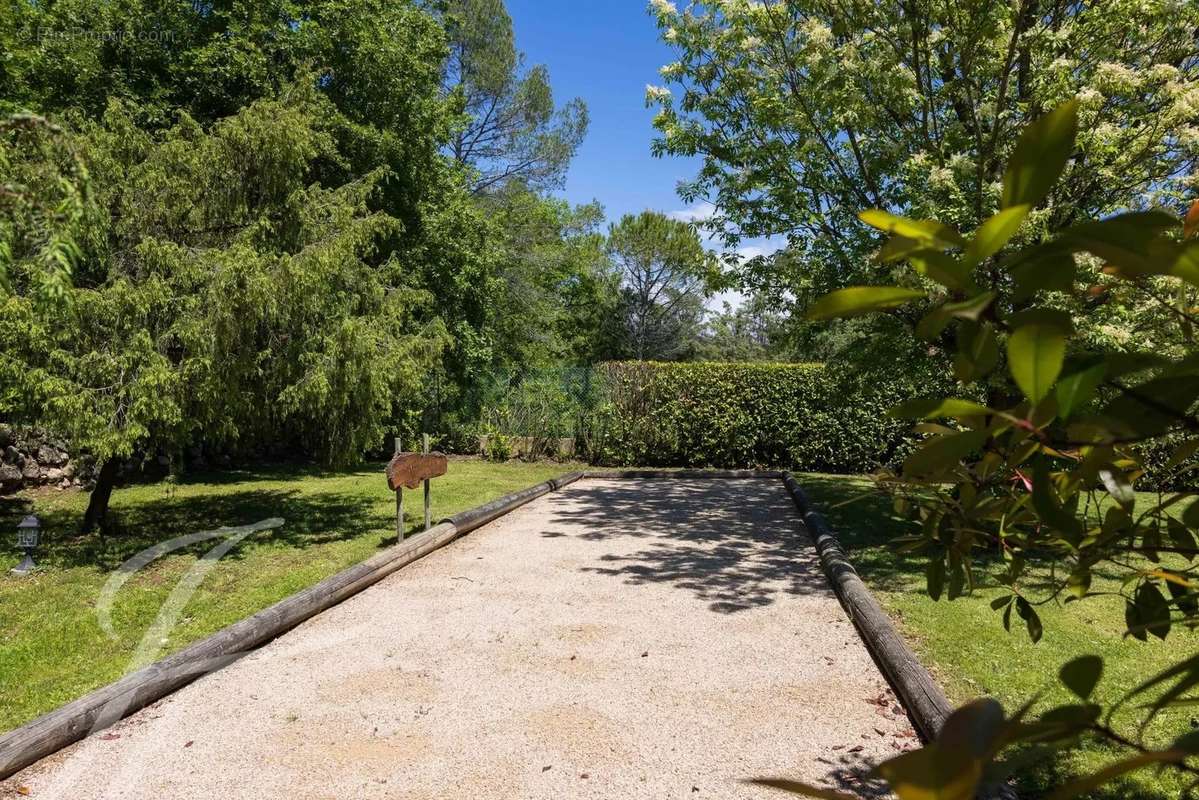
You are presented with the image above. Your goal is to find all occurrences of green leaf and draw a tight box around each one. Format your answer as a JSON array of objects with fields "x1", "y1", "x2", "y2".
[
  {"x1": 1183, "y1": 499, "x2": 1199, "y2": 530},
  {"x1": 1033, "y1": 463, "x2": 1082, "y2": 541},
  {"x1": 915, "y1": 293, "x2": 995, "y2": 341},
  {"x1": 944, "y1": 292, "x2": 996, "y2": 322},
  {"x1": 937, "y1": 698, "x2": 1006, "y2": 758},
  {"x1": 1002, "y1": 100, "x2": 1079, "y2": 209},
  {"x1": 927, "y1": 556, "x2": 945, "y2": 601},
  {"x1": 879, "y1": 233, "x2": 929, "y2": 263},
  {"x1": 1008, "y1": 310, "x2": 1071, "y2": 404},
  {"x1": 873, "y1": 745, "x2": 982, "y2": 800},
  {"x1": 1166, "y1": 569, "x2": 1199, "y2": 612},
  {"x1": 860, "y1": 209, "x2": 966, "y2": 249},
  {"x1": 965, "y1": 205, "x2": 1030, "y2": 266},
  {"x1": 954, "y1": 322, "x2": 999, "y2": 382},
  {"x1": 909, "y1": 250, "x2": 974, "y2": 291},
  {"x1": 806, "y1": 286, "x2": 926, "y2": 320},
  {"x1": 1133, "y1": 582, "x2": 1172, "y2": 640},
  {"x1": 1101, "y1": 376, "x2": 1199, "y2": 437},
  {"x1": 903, "y1": 429, "x2": 989, "y2": 477},
  {"x1": 889, "y1": 398, "x2": 996, "y2": 420},
  {"x1": 1015, "y1": 597, "x2": 1043, "y2": 643},
  {"x1": 1067, "y1": 568, "x2": 1091, "y2": 599},
  {"x1": 1170, "y1": 239, "x2": 1199, "y2": 287},
  {"x1": 1059, "y1": 656, "x2": 1103, "y2": 699},
  {"x1": 1163, "y1": 438, "x2": 1199, "y2": 471},
  {"x1": 1006, "y1": 241, "x2": 1076, "y2": 301},
  {"x1": 916, "y1": 306, "x2": 952, "y2": 340},
  {"x1": 1059, "y1": 211, "x2": 1179, "y2": 276},
  {"x1": 1055, "y1": 362, "x2": 1105, "y2": 419}
]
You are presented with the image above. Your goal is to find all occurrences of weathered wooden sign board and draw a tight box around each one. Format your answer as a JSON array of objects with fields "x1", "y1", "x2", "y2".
[{"x1": 386, "y1": 451, "x2": 448, "y2": 491}]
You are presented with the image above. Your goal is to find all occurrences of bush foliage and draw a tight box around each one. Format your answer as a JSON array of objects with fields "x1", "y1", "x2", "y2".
[{"x1": 587, "y1": 360, "x2": 938, "y2": 472}]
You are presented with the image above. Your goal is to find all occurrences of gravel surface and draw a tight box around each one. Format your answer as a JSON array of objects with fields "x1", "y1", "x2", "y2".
[{"x1": 3, "y1": 478, "x2": 915, "y2": 799}]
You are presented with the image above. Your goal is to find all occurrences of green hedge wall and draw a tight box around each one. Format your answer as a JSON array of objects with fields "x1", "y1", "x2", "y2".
[{"x1": 585, "y1": 361, "x2": 934, "y2": 473}]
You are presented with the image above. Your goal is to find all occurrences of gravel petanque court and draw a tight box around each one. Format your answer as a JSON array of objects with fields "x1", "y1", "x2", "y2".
[{"x1": 3, "y1": 478, "x2": 916, "y2": 799}]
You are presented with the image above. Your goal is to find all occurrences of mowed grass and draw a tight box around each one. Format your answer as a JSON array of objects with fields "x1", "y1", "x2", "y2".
[
  {"x1": 0, "y1": 458, "x2": 576, "y2": 733},
  {"x1": 799, "y1": 473, "x2": 1197, "y2": 800}
]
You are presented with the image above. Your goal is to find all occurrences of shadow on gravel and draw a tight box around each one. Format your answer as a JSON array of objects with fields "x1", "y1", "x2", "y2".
[{"x1": 541, "y1": 478, "x2": 831, "y2": 613}]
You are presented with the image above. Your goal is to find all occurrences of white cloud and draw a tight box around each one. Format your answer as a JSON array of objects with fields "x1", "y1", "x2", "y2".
[
  {"x1": 705, "y1": 287, "x2": 747, "y2": 313},
  {"x1": 667, "y1": 201, "x2": 717, "y2": 223},
  {"x1": 733, "y1": 237, "x2": 785, "y2": 263}
]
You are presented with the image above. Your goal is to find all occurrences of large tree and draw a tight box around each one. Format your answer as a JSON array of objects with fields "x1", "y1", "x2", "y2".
[
  {"x1": 0, "y1": 0, "x2": 485, "y2": 529},
  {"x1": 608, "y1": 210, "x2": 712, "y2": 360},
  {"x1": 481, "y1": 184, "x2": 622, "y2": 373},
  {"x1": 647, "y1": 0, "x2": 1199, "y2": 306},
  {"x1": 441, "y1": 0, "x2": 589, "y2": 193}
]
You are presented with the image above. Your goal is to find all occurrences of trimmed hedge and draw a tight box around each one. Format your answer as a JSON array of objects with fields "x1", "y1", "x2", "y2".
[{"x1": 586, "y1": 361, "x2": 936, "y2": 473}]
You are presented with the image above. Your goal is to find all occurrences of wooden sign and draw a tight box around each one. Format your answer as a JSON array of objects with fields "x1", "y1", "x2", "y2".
[{"x1": 386, "y1": 452, "x2": 448, "y2": 491}]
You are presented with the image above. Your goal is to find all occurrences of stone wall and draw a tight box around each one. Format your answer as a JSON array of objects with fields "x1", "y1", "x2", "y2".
[{"x1": 0, "y1": 426, "x2": 94, "y2": 494}]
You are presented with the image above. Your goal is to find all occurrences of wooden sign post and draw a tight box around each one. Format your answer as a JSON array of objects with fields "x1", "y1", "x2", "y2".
[
  {"x1": 386, "y1": 437, "x2": 448, "y2": 540},
  {"x1": 422, "y1": 433, "x2": 432, "y2": 531},
  {"x1": 394, "y1": 436, "x2": 403, "y2": 540}
]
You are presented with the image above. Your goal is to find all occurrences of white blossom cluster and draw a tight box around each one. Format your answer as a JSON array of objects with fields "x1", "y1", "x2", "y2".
[{"x1": 645, "y1": 84, "x2": 673, "y2": 105}]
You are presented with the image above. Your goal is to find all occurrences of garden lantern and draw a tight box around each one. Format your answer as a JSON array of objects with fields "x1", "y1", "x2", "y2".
[{"x1": 13, "y1": 515, "x2": 39, "y2": 575}]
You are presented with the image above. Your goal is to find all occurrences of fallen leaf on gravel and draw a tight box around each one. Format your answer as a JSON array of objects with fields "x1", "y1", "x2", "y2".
[
  {"x1": 184, "y1": 741, "x2": 194, "y2": 748},
  {"x1": 16, "y1": 786, "x2": 30, "y2": 795}
]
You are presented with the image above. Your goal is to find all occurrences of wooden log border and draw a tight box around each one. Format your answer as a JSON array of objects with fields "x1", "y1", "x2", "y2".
[
  {"x1": 0, "y1": 470, "x2": 584, "y2": 781},
  {"x1": 782, "y1": 472, "x2": 1019, "y2": 800}
]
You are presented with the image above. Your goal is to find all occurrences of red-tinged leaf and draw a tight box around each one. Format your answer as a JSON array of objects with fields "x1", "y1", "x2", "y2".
[{"x1": 1185, "y1": 200, "x2": 1199, "y2": 239}]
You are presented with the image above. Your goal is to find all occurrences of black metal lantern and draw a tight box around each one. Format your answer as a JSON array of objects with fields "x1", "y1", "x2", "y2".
[{"x1": 13, "y1": 515, "x2": 39, "y2": 575}]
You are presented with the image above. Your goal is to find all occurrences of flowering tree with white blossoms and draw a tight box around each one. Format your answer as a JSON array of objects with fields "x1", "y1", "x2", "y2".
[{"x1": 646, "y1": 0, "x2": 1199, "y2": 305}]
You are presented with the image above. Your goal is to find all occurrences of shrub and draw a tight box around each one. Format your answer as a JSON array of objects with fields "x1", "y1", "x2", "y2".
[{"x1": 585, "y1": 360, "x2": 938, "y2": 473}]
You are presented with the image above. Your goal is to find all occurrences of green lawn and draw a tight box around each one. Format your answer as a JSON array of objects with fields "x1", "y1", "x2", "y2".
[
  {"x1": 799, "y1": 472, "x2": 1196, "y2": 800},
  {"x1": 0, "y1": 458, "x2": 576, "y2": 733}
]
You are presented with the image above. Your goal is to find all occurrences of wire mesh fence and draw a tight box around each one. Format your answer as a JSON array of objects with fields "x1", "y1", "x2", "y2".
[{"x1": 478, "y1": 366, "x2": 598, "y2": 438}]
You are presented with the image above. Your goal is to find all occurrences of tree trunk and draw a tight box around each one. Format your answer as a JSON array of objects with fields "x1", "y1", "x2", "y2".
[{"x1": 81, "y1": 459, "x2": 119, "y2": 534}]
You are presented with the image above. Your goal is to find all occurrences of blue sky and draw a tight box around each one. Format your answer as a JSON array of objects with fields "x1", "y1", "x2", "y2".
[
  {"x1": 504, "y1": 1, "x2": 697, "y2": 225},
  {"x1": 504, "y1": 1, "x2": 779, "y2": 307}
]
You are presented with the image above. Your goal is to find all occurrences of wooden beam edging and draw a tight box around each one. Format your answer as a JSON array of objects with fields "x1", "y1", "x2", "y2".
[
  {"x1": 781, "y1": 473, "x2": 1019, "y2": 800},
  {"x1": 441, "y1": 471, "x2": 583, "y2": 534},
  {"x1": 0, "y1": 471, "x2": 584, "y2": 781}
]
